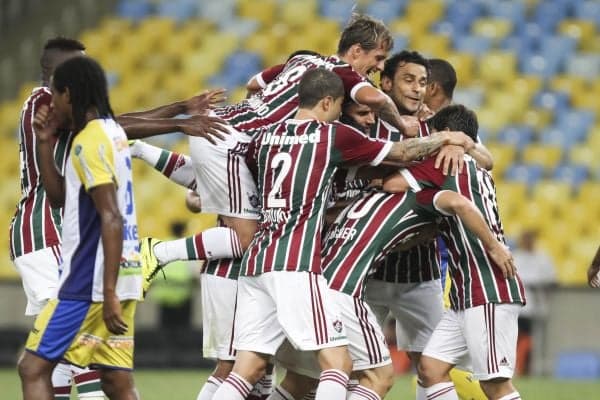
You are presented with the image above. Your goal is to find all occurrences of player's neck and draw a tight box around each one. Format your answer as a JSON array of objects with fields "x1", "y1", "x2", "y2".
[{"x1": 295, "y1": 108, "x2": 325, "y2": 122}]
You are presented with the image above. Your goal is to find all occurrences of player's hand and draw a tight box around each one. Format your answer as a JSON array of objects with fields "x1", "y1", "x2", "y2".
[
  {"x1": 185, "y1": 189, "x2": 202, "y2": 213},
  {"x1": 417, "y1": 103, "x2": 434, "y2": 120},
  {"x1": 443, "y1": 131, "x2": 475, "y2": 151},
  {"x1": 103, "y1": 293, "x2": 128, "y2": 335},
  {"x1": 185, "y1": 89, "x2": 226, "y2": 114},
  {"x1": 488, "y1": 242, "x2": 517, "y2": 279},
  {"x1": 179, "y1": 114, "x2": 229, "y2": 144},
  {"x1": 435, "y1": 144, "x2": 466, "y2": 176},
  {"x1": 399, "y1": 115, "x2": 420, "y2": 137},
  {"x1": 587, "y1": 264, "x2": 600, "y2": 288},
  {"x1": 32, "y1": 105, "x2": 59, "y2": 144}
]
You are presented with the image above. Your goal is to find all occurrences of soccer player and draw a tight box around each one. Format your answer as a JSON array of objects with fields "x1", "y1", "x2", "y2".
[
  {"x1": 8, "y1": 37, "x2": 105, "y2": 400},
  {"x1": 17, "y1": 56, "x2": 142, "y2": 400},
  {"x1": 587, "y1": 245, "x2": 600, "y2": 288},
  {"x1": 210, "y1": 68, "x2": 474, "y2": 400},
  {"x1": 384, "y1": 105, "x2": 525, "y2": 400}
]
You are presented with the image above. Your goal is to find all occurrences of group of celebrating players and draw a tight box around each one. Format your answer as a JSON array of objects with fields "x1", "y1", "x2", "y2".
[{"x1": 11, "y1": 12, "x2": 526, "y2": 400}]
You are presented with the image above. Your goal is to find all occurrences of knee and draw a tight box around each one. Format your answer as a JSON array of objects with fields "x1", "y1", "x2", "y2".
[
  {"x1": 319, "y1": 347, "x2": 353, "y2": 375},
  {"x1": 17, "y1": 354, "x2": 49, "y2": 382},
  {"x1": 100, "y1": 370, "x2": 135, "y2": 399},
  {"x1": 370, "y1": 365, "x2": 395, "y2": 395},
  {"x1": 417, "y1": 357, "x2": 448, "y2": 387},
  {"x1": 479, "y1": 378, "x2": 512, "y2": 400},
  {"x1": 212, "y1": 360, "x2": 234, "y2": 380}
]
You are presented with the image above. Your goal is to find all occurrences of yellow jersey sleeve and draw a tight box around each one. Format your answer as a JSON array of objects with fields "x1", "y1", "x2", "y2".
[{"x1": 71, "y1": 121, "x2": 118, "y2": 190}]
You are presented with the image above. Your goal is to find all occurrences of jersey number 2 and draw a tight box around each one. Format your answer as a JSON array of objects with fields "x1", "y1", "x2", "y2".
[{"x1": 267, "y1": 152, "x2": 292, "y2": 208}]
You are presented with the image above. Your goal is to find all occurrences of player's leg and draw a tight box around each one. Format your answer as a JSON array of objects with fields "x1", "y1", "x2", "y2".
[
  {"x1": 98, "y1": 369, "x2": 136, "y2": 400},
  {"x1": 248, "y1": 362, "x2": 275, "y2": 400},
  {"x1": 466, "y1": 304, "x2": 522, "y2": 400},
  {"x1": 18, "y1": 351, "x2": 57, "y2": 400},
  {"x1": 268, "y1": 368, "x2": 318, "y2": 400},
  {"x1": 71, "y1": 367, "x2": 105, "y2": 400},
  {"x1": 363, "y1": 279, "x2": 396, "y2": 326}
]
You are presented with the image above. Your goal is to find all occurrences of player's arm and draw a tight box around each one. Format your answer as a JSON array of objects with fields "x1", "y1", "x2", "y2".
[
  {"x1": 587, "y1": 245, "x2": 600, "y2": 288},
  {"x1": 385, "y1": 131, "x2": 475, "y2": 165},
  {"x1": 119, "y1": 89, "x2": 225, "y2": 119},
  {"x1": 32, "y1": 105, "x2": 66, "y2": 208},
  {"x1": 89, "y1": 183, "x2": 128, "y2": 334},
  {"x1": 247, "y1": 64, "x2": 285, "y2": 97},
  {"x1": 354, "y1": 85, "x2": 420, "y2": 137},
  {"x1": 118, "y1": 114, "x2": 228, "y2": 144},
  {"x1": 434, "y1": 190, "x2": 517, "y2": 279},
  {"x1": 468, "y1": 142, "x2": 494, "y2": 171}
]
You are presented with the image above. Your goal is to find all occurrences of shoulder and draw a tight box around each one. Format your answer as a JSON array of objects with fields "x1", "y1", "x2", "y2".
[{"x1": 24, "y1": 87, "x2": 51, "y2": 110}]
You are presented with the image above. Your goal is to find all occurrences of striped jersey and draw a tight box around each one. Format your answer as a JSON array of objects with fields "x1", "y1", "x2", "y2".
[
  {"x1": 370, "y1": 118, "x2": 441, "y2": 283},
  {"x1": 402, "y1": 156, "x2": 526, "y2": 310},
  {"x1": 241, "y1": 119, "x2": 392, "y2": 276},
  {"x1": 202, "y1": 258, "x2": 241, "y2": 280},
  {"x1": 322, "y1": 189, "x2": 441, "y2": 298},
  {"x1": 9, "y1": 87, "x2": 71, "y2": 260},
  {"x1": 59, "y1": 119, "x2": 142, "y2": 302},
  {"x1": 215, "y1": 54, "x2": 370, "y2": 134}
]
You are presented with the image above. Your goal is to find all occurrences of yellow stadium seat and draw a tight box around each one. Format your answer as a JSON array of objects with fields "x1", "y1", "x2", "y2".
[
  {"x1": 549, "y1": 75, "x2": 587, "y2": 96},
  {"x1": 478, "y1": 51, "x2": 517, "y2": 84},
  {"x1": 521, "y1": 144, "x2": 563, "y2": 169},
  {"x1": 555, "y1": 258, "x2": 588, "y2": 286},
  {"x1": 518, "y1": 108, "x2": 553, "y2": 132},
  {"x1": 487, "y1": 143, "x2": 517, "y2": 177},
  {"x1": 507, "y1": 76, "x2": 543, "y2": 103},
  {"x1": 472, "y1": 18, "x2": 513, "y2": 44},
  {"x1": 389, "y1": 17, "x2": 426, "y2": 37},
  {"x1": 558, "y1": 19, "x2": 596, "y2": 46},
  {"x1": 558, "y1": 200, "x2": 600, "y2": 235},
  {"x1": 199, "y1": 33, "x2": 240, "y2": 63},
  {"x1": 409, "y1": 34, "x2": 450, "y2": 59},
  {"x1": 136, "y1": 17, "x2": 176, "y2": 48},
  {"x1": 97, "y1": 17, "x2": 134, "y2": 44},
  {"x1": 570, "y1": 90, "x2": 600, "y2": 113},
  {"x1": 443, "y1": 52, "x2": 476, "y2": 85},
  {"x1": 476, "y1": 106, "x2": 513, "y2": 133},
  {"x1": 280, "y1": 0, "x2": 317, "y2": 28},
  {"x1": 486, "y1": 92, "x2": 529, "y2": 121},
  {"x1": 568, "y1": 144, "x2": 600, "y2": 169},
  {"x1": 536, "y1": 234, "x2": 568, "y2": 265},
  {"x1": 405, "y1": 0, "x2": 445, "y2": 30},
  {"x1": 312, "y1": 18, "x2": 340, "y2": 56},
  {"x1": 237, "y1": 0, "x2": 277, "y2": 27},
  {"x1": 495, "y1": 180, "x2": 527, "y2": 219},
  {"x1": 531, "y1": 180, "x2": 573, "y2": 210},
  {"x1": 577, "y1": 182, "x2": 600, "y2": 204}
]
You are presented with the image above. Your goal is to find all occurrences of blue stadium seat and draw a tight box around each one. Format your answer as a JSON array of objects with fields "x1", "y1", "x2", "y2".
[
  {"x1": 207, "y1": 72, "x2": 245, "y2": 91},
  {"x1": 482, "y1": 0, "x2": 526, "y2": 31},
  {"x1": 319, "y1": 0, "x2": 355, "y2": 24},
  {"x1": 533, "y1": 0, "x2": 569, "y2": 33},
  {"x1": 365, "y1": 0, "x2": 407, "y2": 24},
  {"x1": 519, "y1": 53, "x2": 562, "y2": 80},
  {"x1": 431, "y1": 21, "x2": 458, "y2": 37},
  {"x1": 574, "y1": 1, "x2": 600, "y2": 25},
  {"x1": 566, "y1": 54, "x2": 600, "y2": 81},
  {"x1": 504, "y1": 164, "x2": 544, "y2": 186},
  {"x1": 224, "y1": 51, "x2": 263, "y2": 78},
  {"x1": 552, "y1": 164, "x2": 589, "y2": 189},
  {"x1": 540, "y1": 127, "x2": 579, "y2": 150},
  {"x1": 556, "y1": 109, "x2": 595, "y2": 143},
  {"x1": 500, "y1": 35, "x2": 534, "y2": 56},
  {"x1": 391, "y1": 34, "x2": 409, "y2": 53},
  {"x1": 496, "y1": 125, "x2": 534, "y2": 149},
  {"x1": 117, "y1": 0, "x2": 153, "y2": 21},
  {"x1": 453, "y1": 87, "x2": 484, "y2": 110},
  {"x1": 533, "y1": 90, "x2": 571, "y2": 111},
  {"x1": 555, "y1": 352, "x2": 600, "y2": 379},
  {"x1": 198, "y1": 0, "x2": 236, "y2": 25},
  {"x1": 156, "y1": 0, "x2": 197, "y2": 22},
  {"x1": 453, "y1": 35, "x2": 492, "y2": 56},
  {"x1": 445, "y1": 0, "x2": 483, "y2": 33}
]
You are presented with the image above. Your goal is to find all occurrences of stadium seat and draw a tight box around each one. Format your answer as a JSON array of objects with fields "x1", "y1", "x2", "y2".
[
  {"x1": 476, "y1": 106, "x2": 512, "y2": 134},
  {"x1": 519, "y1": 53, "x2": 563, "y2": 80},
  {"x1": 565, "y1": 53, "x2": 600, "y2": 80},
  {"x1": 495, "y1": 181, "x2": 527, "y2": 218},
  {"x1": 453, "y1": 86, "x2": 484, "y2": 110},
  {"x1": 555, "y1": 352, "x2": 600, "y2": 379},
  {"x1": 471, "y1": 18, "x2": 513, "y2": 45},
  {"x1": 555, "y1": 109, "x2": 595, "y2": 143},
  {"x1": 504, "y1": 163, "x2": 544, "y2": 186},
  {"x1": 237, "y1": 0, "x2": 277, "y2": 27},
  {"x1": 530, "y1": 180, "x2": 573, "y2": 211},
  {"x1": 549, "y1": 74, "x2": 587, "y2": 97},
  {"x1": 443, "y1": 52, "x2": 476, "y2": 85},
  {"x1": 558, "y1": 19, "x2": 596, "y2": 48},
  {"x1": 366, "y1": 0, "x2": 407, "y2": 24},
  {"x1": 521, "y1": 145, "x2": 563, "y2": 170},
  {"x1": 533, "y1": 90, "x2": 571, "y2": 111},
  {"x1": 483, "y1": 0, "x2": 526, "y2": 30},
  {"x1": 405, "y1": 0, "x2": 445, "y2": 30},
  {"x1": 478, "y1": 51, "x2": 517, "y2": 85},
  {"x1": 409, "y1": 34, "x2": 450, "y2": 59},
  {"x1": 281, "y1": 0, "x2": 318, "y2": 28},
  {"x1": 495, "y1": 125, "x2": 534, "y2": 150},
  {"x1": 156, "y1": 0, "x2": 197, "y2": 22},
  {"x1": 453, "y1": 35, "x2": 492, "y2": 57},
  {"x1": 518, "y1": 108, "x2": 553, "y2": 133},
  {"x1": 532, "y1": 0, "x2": 569, "y2": 33},
  {"x1": 117, "y1": 0, "x2": 153, "y2": 21},
  {"x1": 445, "y1": 0, "x2": 483, "y2": 33},
  {"x1": 574, "y1": 0, "x2": 600, "y2": 25},
  {"x1": 319, "y1": 0, "x2": 355, "y2": 24}
]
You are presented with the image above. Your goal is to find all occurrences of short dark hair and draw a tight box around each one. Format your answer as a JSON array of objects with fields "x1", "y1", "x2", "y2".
[
  {"x1": 287, "y1": 49, "x2": 321, "y2": 61},
  {"x1": 52, "y1": 56, "x2": 114, "y2": 133},
  {"x1": 381, "y1": 50, "x2": 430, "y2": 81},
  {"x1": 298, "y1": 68, "x2": 345, "y2": 108},
  {"x1": 427, "y1": 104, "x2": 478, "y2": 142},
  {"x1": 337, "y1": 13, "x2": 393, "y2": 55},
  {"x1": 43, "y1": 37, "x2": 86, "y2": 52},
  {"x1": 428, "y1": 58, "x2": 457, "y2": 100}
]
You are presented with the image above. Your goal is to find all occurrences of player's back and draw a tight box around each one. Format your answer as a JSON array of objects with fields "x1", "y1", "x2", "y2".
[{"x1": 216, "y1": 54, "x2": 367, "y2": 134}]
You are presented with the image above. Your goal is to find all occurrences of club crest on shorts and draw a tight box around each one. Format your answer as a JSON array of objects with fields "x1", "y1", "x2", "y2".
[
  {"x1": 333, "y1": 319, "x2": 343, "y2": 333},
  {"x1": 248, "y1": 192, "x2": 260, "y2": 209}
]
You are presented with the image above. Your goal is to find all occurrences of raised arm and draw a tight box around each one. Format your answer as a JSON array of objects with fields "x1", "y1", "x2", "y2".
[
  {"x1": 118, "y1": 114, "x2": 228, "y2": 143},
  {"x1": 435, "y1": 190, "x2": 516, "y2": 279},
  {"x1": 32, "y1": 105, "x2": 66, "y2": 208},
  {"x1": 119, "y1": 89, "x2": 225, "y2": 119}
]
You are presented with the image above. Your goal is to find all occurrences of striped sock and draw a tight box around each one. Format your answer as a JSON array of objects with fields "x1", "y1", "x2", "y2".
[
  {"x1": 301, "y1": 389, "x2": 316, "y2": 400},
  {"x1": 498, "y1": 391, "x2": 521, "y2": 400},
  {"x1": 130, "y1": 140, "x2": 196, "y2": 190},
  {"x1": 74, "y1": 370, "x2": 104, "y2": 399},
  {"x1": 212, "y1": 372, "x2": 252, "y2": 400},
  {"x1": 154, "y1": 227, "x2": 243, "y2": 264},
  {"x1": 347, "y1": 384, "x2": 381, "y2": 400},
  {"x1": 248, "y1": 371, "x2": 274, "y2": 399},
  {"x1": 416, "y1": 382, "x2": 458, "y2": 400},
  {"x1": 197, "y1": 375, "x2": 223, "y2": 400},
  {"x1": 53, "y1": 385, "x2": 71, "y2": 400},
  {"x1": 52, "y1": 363, "x2": 72, "y2": 400},
  {"x1": 266, "y1": 386, "x2": 294, "y2": 400},
  {"x1": 315, "y1": 369, "x2": 348, "y2": 400}
]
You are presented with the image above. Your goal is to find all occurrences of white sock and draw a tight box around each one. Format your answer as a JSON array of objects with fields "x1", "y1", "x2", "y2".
[
  {"x1": 52, "y1": 363, "x2": 73, "y2": 399},
  {"x1": 267, "y1": 386, "x2": 294, "y2": 400},
  {"x1": 130, "y1": 140, "x2": 196, "y2": 189},
  {"x1": 347, "y1": 384, "x2": 380, "y2": 400},
  {"x1": 154, "y1": 227, "x2": 243, "y2": 264},
  {"x1": 498, "y1": 391, "x2": 522, "y2": 400},
  {"x1": 416, "y1": 382, "x2": 458, "y2": 400},
  {"x1": 212, "y1": 372, "x2": 253, "y2": 400},
  {"x1": 315, "y1": 369, "x2": 348, "y2": 400},
  {"x1": 302, "y1": 390, "x2": 316, "y2": 400},
  {"x1": 249, "y1": 372, "x2": 274, "y2": 398},
  {"x1": 197, "y1": 375, "x2": 224, "y2": 400},
  {"x1": 73, "y1": 369, "x2": 104, "y2": 399}
]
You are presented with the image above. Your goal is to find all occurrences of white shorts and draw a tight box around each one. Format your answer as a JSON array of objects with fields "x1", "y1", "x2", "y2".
[
  {"x1": 365, "y1": 279, "x2": 443, "y2": 352},
  {"x1": 201, "y1": 273, "x2": 237, "y2": 361},
  {"x1": 188, "y1": 112, "x2": 260, "y2": 219},
  {"x1": 422, "y1": 303, "x2": 521, "y2": 381},
  {"x1": 13, "y1": 246, "x2": 61, "y2": 316},
  {"x1": 275, "y1": 290, "x2": 391, "y2": 376},
  {"x1": 234, "y1": 271, "x2": 348, "y2": 355}
]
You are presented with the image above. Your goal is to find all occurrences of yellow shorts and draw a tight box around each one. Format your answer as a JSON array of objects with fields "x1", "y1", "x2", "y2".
[{"x1": 25, "y1": 299, "x2": 136, "y2": 370}]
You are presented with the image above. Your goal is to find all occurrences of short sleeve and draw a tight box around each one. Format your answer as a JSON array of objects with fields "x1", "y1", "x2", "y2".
[
  {"x1": 333, "y1": 65, "x2": 371, "y2": 102},
  {"x1": 255, "y1": 64, "x2": 285, "y2": 88},
  {"x1": 71, "y1": 124, "x2": 117, "y2": 191},
  {"x1": 402, "y1": 157, "x2": 446, "y2": 188},
  {"x1": 333, "y1": 122, "x2": 392, "y2": 166}
]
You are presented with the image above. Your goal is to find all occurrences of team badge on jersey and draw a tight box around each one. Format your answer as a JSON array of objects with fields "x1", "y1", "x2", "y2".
[{"x1": 333, "y1": 319, "x2": 343, "y2": 333}]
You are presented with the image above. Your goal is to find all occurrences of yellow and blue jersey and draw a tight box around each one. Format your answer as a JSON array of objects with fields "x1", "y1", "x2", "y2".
[{"x1": 58, "y1": 118, "x2": 141, "y2": 302}]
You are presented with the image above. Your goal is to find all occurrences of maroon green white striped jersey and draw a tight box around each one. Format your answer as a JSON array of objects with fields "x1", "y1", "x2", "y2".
[
  {"x1": 9, "y1": 88, "x2": 71, "y2": 259},
  {"x1": 403, "y1": 156, "x2": 526, "y2": 310},
  {"x1": 370, "y1": 118, "x2": 441, "y2": 283},
  {"x1": 215, "y1": 54, "x2": 370, "y2": 135},
  {"x1": 322, "y1": 189, "x2": 442, "y2": 298},
  {"x1": 202, "y1": 258, "x2": 241, "y2": 280},
  {"x1": 241, "y1": 119, "x2": 391, "y2": 276}
]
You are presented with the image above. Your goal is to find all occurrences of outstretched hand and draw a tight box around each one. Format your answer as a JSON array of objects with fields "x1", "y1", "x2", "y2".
[
  {"x1": 185, "y1": 89, "x2": 226, "y2": 114},
  {"x1": 32, "y1": 105, "x2": 59, "y2": 143},
  {"x1": 180, "y1": 114, "x2": 230, "y2": 144}
]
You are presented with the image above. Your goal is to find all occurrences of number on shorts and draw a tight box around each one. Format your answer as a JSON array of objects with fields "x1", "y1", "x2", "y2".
[{"x1": 267, "y1": 152, "x2": 292, "y2": 208}]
